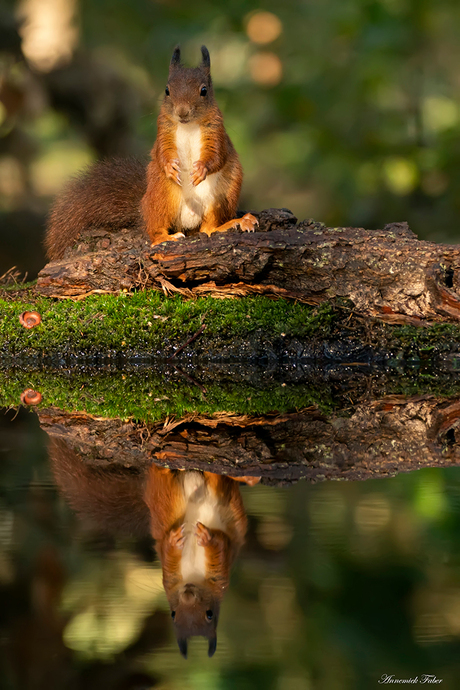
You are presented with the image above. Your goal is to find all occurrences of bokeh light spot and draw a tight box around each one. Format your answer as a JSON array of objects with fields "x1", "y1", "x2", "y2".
[
  {"x1": 18, "y1": 0, "x2": 78, "y2": 72},
  {"x1": 423, "y1": 96, "x2": 459, "y2": 133},
  {"x1": 249, "y1": 52, "x2": 282, "y2": 87},
  {"x1": 246, "y1": 11, "x2": 283, "y2": 45},
  {"x1": 0, "y1": 158, "x2": 25, "y2": 202},
  {"x1": 31, "y1": 143, "x2": 93, "y2": 196},
  {"x1": 383, "y1": 157, "x2": 419, "y2": 196}
]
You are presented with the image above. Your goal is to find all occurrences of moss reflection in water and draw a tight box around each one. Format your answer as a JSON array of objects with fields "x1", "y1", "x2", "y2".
[{"x1": 0, "y1": 369, "x2": 331, "y2": 422}]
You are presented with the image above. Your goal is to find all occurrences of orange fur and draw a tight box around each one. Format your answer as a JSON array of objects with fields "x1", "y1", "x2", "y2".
[
  {"x1": 44, "y1": 46, "x2": 257, "y2": 261},
  {"x1": 143, "y1": 466, "x2": 249, "y2": 657},
  {"x1": 45, "y1": 158, "x2": 146, "y2": 261},
  {"x1": 47, "y1": 438, "x2": 255, "y2": 658},
  {"x1": 141, "y1": 48, "x2": 250, "y2": 244}
]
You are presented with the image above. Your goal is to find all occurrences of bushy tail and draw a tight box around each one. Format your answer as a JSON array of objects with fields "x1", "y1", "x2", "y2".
[
  {"x1": 48, "y1": 436, "x2": 151, "y2": 537},
  {"x1": 44, "y1": 158, "x2": 146, "y2": 261}
]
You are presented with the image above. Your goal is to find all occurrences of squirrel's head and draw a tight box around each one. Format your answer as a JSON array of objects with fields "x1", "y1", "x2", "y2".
[
  {"x1": 163, "y1": 45, "x2": 216, "y2": 124},
  {"x1": 169, "y1": 582, "x2": 221, "y2": 658}
]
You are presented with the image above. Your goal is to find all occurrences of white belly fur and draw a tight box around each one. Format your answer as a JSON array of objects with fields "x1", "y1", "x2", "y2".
[
  {"x1": 180, "y1": 471, "x2": 226, "y2": 584},
  {"x1": 175, "y1": 123, "x2": 221, "y2": 230}
]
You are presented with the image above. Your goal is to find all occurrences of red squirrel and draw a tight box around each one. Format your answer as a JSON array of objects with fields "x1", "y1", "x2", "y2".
[
  {"x1": 47, "y1": 436, "x2": 259, "y2": 657},
  {"x1": 44, "y1": 45, "x2": 258, "y2": 261},
  {"x1": 144, "y1": 464, "x2": 259, "y2": 658}
]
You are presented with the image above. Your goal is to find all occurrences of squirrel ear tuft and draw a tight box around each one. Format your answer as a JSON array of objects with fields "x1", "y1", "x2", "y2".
[
  {"x1": 170, "y1": 45, "x2": 181, "y2": 67},
  {"x1": 177, "y1": 637, "x2": 188, "y2": 658},
  {"x1": 201, "y1": 45, "x2": 210, "y2": 70},
  {"x1": 208, "y1": 636, "x2": 217, "y2": 657}
]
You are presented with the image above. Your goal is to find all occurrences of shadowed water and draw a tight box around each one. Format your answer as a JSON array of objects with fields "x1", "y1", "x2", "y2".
[{"x1": 1, "y1": 394, "x2": 460, "y2": 689}]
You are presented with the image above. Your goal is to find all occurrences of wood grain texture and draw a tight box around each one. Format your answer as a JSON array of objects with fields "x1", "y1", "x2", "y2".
[
  {"x1": 36, "y1": 209, "x2": 460, "y2": 325},
  {"x1": 38, "y1": 396, "x2": 460, "y2": 484}
]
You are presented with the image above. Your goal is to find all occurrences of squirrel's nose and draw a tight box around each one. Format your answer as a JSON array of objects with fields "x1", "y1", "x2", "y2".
[
  {"x1": 181, "y1": 590, "x2": 196, "y2": 604},
  {"x1": 176, "y1": 106, "x2": 191, "y2": 121}
]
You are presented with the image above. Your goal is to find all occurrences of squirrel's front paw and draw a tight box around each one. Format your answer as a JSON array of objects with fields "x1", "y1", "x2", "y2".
[
  {"x1": 195, "y1": 521, "x2": 212, "y2": 546},
  {"x1": 169, "y1": 524, "x2": 185, "y2": 548},
  {"x1": 165, "y1": 159, "x2": 182, "y2": 186},
  {"x1": 191, "y1": 161, "x2": 208, "y2": 186},
  {"x1": 238, "y1": 213, "x2": 259, "y2": 233},
  {"x1": 230, "y1": 475, "x2": 261, "y2": 486}
]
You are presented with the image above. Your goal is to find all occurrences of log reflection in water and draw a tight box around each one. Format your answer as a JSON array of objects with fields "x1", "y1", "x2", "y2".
[
  {"x1": 39, "y1": 392, "x2": 460, "y2": 655},
  {"x1": 40, "y1": 395, "x2": 460, "y2": 484}
]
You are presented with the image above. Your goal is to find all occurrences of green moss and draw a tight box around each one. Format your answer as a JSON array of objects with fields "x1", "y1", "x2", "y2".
[
  {"x1": 0, "y1": 292, "x2": 334, "y2": 356},
  {"x1": 2, "y1": 289, "x2": 460, "y2": 367}
]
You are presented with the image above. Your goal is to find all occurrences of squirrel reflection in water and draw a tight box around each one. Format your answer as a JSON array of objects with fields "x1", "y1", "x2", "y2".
[{"x1": 49, "y1": 438, "x2": 259, "y2": 658}]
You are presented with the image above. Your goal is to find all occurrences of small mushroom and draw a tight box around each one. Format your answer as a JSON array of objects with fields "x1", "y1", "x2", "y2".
[
  {"x1": 20, "y1": 389, "x2": 42, "y2": 405},
  {"x1": 19, "y1": 311, "x2": 41, "y2": 329}
]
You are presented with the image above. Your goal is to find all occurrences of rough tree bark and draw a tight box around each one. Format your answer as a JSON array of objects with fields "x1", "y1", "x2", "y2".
[
  {"x1": 37, "y1": 395, "x2": 460, "y2": 484},
  {"x1": 35, "y1": 209, "x2": 460, "y2": 325}
]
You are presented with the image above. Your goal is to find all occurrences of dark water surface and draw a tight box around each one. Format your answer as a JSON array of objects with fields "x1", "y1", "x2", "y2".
[{"x1": 1, "y1": 404, "x2": 460, "y2": 690}]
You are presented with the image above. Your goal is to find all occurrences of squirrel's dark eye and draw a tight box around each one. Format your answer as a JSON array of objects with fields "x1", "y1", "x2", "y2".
[
  {"x1": 200, "y1": 86, "x2": 207, "y2": 97},
  {"x1": 171, "y1": 611, "x2": 176, "y2": 620},
  {"x1": 165, "y1": 86, "x2": 170, "y2": 96},
  {"x1": 206, "y1": 610, "x2": 213, "y2": 621}
]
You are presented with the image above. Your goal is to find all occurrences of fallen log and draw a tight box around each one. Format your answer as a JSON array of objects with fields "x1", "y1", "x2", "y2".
[
  {"x1": 37, "y1": 394, "x2": 460, "y2": 484},
  {"x1": 35, "y1": 209, "x2": 460, "y2": 325}
]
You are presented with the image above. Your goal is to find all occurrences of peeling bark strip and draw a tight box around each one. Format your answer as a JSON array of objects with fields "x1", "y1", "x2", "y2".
[
  {"x1": 36, "y1": 209, "x2": 460, "y2": 324},
  {"x1": 37, "y1": 396, "x2": 460, "y2": 484}
]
